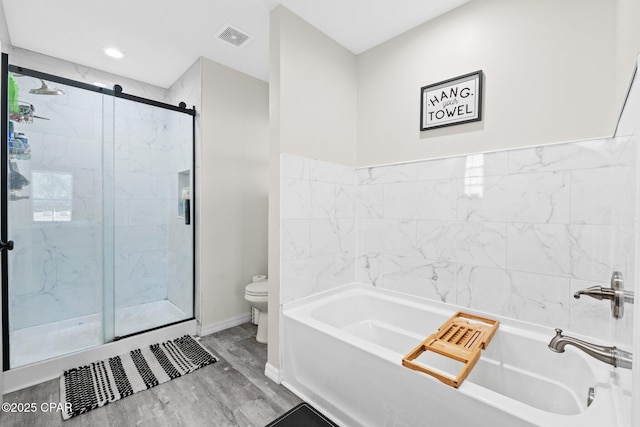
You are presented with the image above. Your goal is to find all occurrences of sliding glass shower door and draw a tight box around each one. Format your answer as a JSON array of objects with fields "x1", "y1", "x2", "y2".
[
  {"x1": 111, "y1": 97, "x2": 194, "y2": 338},
  {"x1": 5, "y1": 72, "x2": 107, "y2": 368},
  {"x1": 1, "y1": 59, "x2": 195, "y2": 370}
]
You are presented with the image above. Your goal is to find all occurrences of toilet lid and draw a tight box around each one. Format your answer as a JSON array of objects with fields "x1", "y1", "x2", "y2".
[{"x1": 246, "y1": 280, "x2": 268, "y2": 296}]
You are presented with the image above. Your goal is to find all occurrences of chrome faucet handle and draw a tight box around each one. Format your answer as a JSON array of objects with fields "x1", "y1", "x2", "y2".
[
  {"x1": 573, "y1": 271, "x2": 633, "y2": 319},
  {"x1": 573, "y1": 286, "x2": 613, "y2": 301}
]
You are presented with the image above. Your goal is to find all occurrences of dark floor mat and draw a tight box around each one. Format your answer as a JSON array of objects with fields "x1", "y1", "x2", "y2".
[{"x1": 266, "y1": 402, "x2": 338, "y2": 427}]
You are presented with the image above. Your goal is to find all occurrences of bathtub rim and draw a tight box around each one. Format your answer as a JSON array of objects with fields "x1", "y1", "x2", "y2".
[
  {"x1": 283, "y1": 282, "x2": 625, "y2": 348},
  {"x1": 282, "y1": 282, "x2": 628, "y2": 426}
]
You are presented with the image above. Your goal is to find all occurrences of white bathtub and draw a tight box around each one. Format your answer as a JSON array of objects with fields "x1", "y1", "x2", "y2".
[{"x1": 282, "y1": 284, "x2": 627, "y2": 427}]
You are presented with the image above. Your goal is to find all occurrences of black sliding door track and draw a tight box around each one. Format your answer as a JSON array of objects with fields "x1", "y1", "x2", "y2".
[{"x1": 9, "y1": 65, "x2": 196, "y2": 116}]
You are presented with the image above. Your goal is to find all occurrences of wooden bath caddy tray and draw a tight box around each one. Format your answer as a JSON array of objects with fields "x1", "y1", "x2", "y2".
[{"x1": 402, "y1": 312, "x2": 499, "y2": 388}]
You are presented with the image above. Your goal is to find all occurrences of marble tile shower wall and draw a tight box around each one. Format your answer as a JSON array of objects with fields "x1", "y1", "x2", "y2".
[
  {"x1": 357, "y1": 138, "x2": 635, "y2": 341},
  {"x1": 114, "y1": 99, "x2": 173, "y2": 309},
  {"x1": 167, "y1": 61, "x2": 199, "y2": 316},
  {"x1": 280, "y1": 154, "x2": 357, "y2": 304},
  {"x1": 281, "y1": 137, "x2": 635, "y2": 342},
  {"x1": 10, "y1": 84, "x2": 105, "y2": 330},
  {"x1": 166, "y1": 62, "x2": 200, "y2": 316},
  {"x1": 167, "y1": 111, "x2": 195, "y2": 315}
]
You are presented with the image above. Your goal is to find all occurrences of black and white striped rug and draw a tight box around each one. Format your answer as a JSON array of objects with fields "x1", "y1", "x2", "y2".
[{"x1": 60, "y1": 335, "x2": 217, "y2": 420}]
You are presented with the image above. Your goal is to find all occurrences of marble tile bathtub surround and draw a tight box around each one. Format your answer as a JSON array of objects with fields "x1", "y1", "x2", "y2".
[
  {"x1": 356, "y1": 138, "x2": 635, "y2": 340},
  {"x1": 281, "y1": 136, "x2": 636, "y2": 342},
  {"x1": 280, "y1": 154, "x2": 357, "y2": 304}
]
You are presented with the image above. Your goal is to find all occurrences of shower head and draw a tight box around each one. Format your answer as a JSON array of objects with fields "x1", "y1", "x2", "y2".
[{"x1": 30, "y1": 79, "x2": 65, "y2": 95}]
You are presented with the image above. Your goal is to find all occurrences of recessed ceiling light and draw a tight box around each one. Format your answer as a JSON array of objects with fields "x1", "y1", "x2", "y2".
[{"x1": 104, "y1": 48, "x2": 123, "y2": 59}]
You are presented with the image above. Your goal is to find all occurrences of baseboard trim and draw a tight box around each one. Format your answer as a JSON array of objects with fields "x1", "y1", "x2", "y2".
[
  {"x1": 264, "y1": 362, "x2": 280, "y2": 384},
  {"x1": 198, "y1": 313, "x2": 251, "y2": 337}
]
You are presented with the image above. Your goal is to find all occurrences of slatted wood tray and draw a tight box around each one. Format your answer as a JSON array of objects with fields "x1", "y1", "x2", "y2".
[{"x1": 402, "y1": 312, "x2": 499, "y2": 388}]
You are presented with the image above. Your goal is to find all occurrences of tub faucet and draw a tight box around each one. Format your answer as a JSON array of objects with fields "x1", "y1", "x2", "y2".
[{"x1": 548, "y1": 329, "x2": 632, "y2": 369}]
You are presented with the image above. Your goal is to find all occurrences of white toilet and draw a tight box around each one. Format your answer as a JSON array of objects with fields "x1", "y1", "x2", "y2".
[{"x1": 245, "y1": 279, "x2": 268, "y2": 343}]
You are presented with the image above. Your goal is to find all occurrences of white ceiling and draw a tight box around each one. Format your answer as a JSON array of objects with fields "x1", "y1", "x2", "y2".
[{"x1": 1, "y1": 0, "x2": 469, "y2": 88}]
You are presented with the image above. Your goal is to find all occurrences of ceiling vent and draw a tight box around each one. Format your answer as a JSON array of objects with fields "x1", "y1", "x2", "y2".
[{"x1": 216, "y1": 24, "x2": 253, "y2": 48}]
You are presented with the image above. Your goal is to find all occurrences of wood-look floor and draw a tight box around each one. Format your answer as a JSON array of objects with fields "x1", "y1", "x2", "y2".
[{"x1": 0, "y1": 323, "x2": 302, "y2": 427}]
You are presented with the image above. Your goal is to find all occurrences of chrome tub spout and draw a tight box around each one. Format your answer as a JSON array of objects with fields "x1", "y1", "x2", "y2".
[{"x1": 548, "y1": 329, "x2": 632, "y2": 369}]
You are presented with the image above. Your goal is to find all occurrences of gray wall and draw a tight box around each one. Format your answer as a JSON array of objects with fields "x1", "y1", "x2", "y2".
[
  {"x1": 268, "y1": 6, "x2": 359, "y2": 373},
  {"x1": 357, "y1": 0, "x2": 619, "y2": 166},
  {"x1": 200, "y1": 57, "x2": 270, "y2": 332},
  {"x1": 616, "y1": 0, "x2": 640, "y2": 106}
]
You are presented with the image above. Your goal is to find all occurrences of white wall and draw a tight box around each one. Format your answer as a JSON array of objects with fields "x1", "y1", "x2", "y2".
[
  {"x1": 616, "y1": 0, "x2": 640, "y2": 107},
  {"x1": 268, "y1": 6, "x2": 358, "y2": 373},
  {"x1": 199, "y1": 57, "x2": 270, "y2": 333},
  {"x1": 357, "y1": 0, "x2": 618, "y2": 166}
]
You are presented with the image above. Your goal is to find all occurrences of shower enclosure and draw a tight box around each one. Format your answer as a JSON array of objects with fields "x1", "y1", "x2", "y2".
[{"x1": 0, "y1": 55, "x2": 195, "y2": 370}]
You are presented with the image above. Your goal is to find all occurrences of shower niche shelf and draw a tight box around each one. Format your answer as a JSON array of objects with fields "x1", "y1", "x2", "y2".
[
  {"x1": 402, "y1": 311, "x2": 499, "y2": 388},
  {"x1": 178, "y1": 170, "x2": 190, "y2": 219}
]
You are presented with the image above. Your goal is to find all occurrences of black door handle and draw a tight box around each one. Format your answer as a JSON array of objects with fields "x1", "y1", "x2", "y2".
[{"x1": 0, "y1": 240, "x2": 14, "y2": 251}]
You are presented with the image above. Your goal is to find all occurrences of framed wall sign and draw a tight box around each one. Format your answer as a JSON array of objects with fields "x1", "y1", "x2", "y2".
[{"x1": 420, "y1": 70, "x2": 483, "y2": 131}]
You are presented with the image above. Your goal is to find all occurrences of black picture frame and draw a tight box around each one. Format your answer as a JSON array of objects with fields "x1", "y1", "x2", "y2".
[{"x1": 420, "y1": 70, "x2": 483, "y2": 131}]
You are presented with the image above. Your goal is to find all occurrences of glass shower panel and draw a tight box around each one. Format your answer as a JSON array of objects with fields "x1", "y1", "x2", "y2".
[
  {"x1": 112, "y1": 98, "x2": 193, "y2": 338},
  {"x1": 102, "y1": 94, "x2": 115, "y2": 344},
  {"x1": 609, "y1": 65, "x2": 638, "y2": 427},
  {"x1": 7, "y1": 74, "x2": 106, "y2": 367}
]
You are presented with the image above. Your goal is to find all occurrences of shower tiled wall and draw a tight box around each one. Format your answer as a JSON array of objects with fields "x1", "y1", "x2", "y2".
[
  {"x1": 280, "y1": 137, "x2": 636, "y2": 341},
  {"x1": 280, "y1": 154, "x2": 356, "y2": 304},
  {"x1": 166, "y1": 60, "x2": 199, "y2": 316},
  {"x1": 9, "y1": 80, "x2": 105, "y2": 330},
  {"x1": 113, "y1": 99, "x2": 173, "y2": 309}
]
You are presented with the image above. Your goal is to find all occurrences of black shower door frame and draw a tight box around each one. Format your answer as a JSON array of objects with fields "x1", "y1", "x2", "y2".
[{"x1": 0, "y1": 53, "x2": 197, "y2": 371}]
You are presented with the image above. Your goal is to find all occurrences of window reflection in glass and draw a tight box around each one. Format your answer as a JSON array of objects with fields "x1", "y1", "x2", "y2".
[{"x1": 32, "y1": 171, "x2": 73, "y2": 222}]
